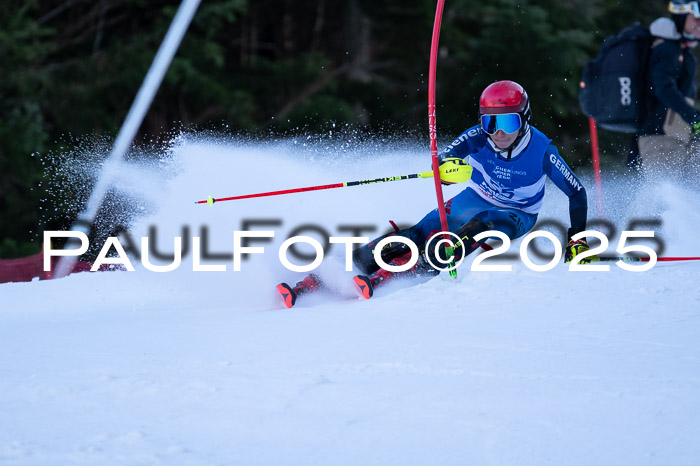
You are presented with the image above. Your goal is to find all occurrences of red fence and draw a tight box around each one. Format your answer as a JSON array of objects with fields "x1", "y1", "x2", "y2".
[{"x1": 0, "y1": 252, "x2": 115, "y2": 284}]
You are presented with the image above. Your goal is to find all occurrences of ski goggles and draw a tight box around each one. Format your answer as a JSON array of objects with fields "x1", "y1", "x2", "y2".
[
  {"x1": 669, "y1": 1, "x2": 700, "y2": 18},
  {"x1": 480, "y1": 113, "x2": 522, "y2": 135}
]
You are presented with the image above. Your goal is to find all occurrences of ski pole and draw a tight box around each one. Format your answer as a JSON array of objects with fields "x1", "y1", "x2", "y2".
[
  {"x1": 596, "y1": 256, "x2": 700, "y2": 263},
  {"x1": 479, "y1": 242, "x2": 700, "y2": 263},
  {"x1": 195, "y1": 163, "x2": 472, "y2": 206},
  {"x1": 195, "y1": 171, "x2": 432, "y2": 205}
]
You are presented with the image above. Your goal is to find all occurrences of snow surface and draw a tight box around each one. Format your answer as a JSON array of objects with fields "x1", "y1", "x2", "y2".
[{"x1": 1, "y1": 135, "x2": 699, "y2": 465}]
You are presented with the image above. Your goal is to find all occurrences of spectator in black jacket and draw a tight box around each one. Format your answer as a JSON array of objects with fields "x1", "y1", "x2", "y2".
[{"x1": 639, "y1": 1, "x2": 700, "y2": 180}]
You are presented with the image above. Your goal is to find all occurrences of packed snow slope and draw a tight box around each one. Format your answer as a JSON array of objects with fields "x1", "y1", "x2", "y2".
[{"x1": 1, "y1": 134, "x2": 699, "y2": 465}]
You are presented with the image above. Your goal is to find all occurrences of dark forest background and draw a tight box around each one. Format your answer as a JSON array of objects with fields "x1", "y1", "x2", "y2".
[{"x1": 0, "y1": 1, "x2": 674, "y2": 257}]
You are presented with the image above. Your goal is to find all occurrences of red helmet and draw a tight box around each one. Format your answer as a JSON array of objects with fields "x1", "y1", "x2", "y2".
[{"x1": 479, "y1": 80, "x2": 531, "y2": 128}]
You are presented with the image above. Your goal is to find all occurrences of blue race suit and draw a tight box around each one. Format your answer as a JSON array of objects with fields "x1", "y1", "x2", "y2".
[
  {"x1": 352, "y1": 125, "x2": 588, "y2": 275},
  {"x1": 408, "y1": 125, "x2": 587, "y2": 246}
]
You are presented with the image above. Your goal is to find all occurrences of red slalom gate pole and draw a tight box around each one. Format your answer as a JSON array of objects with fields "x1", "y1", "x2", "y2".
[
  {"x1": 588, "y1": 117, "x2": 605, "y2": 219},
  {"x1": 428, "y1": 0, "x2": 457, "y2": 278}
]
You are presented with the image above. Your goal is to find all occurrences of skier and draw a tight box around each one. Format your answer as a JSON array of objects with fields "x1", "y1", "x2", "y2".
[
  {"x1": 638, "y1": 0, "x2": 700, "y2": 179},
  {"x1": 278, "y1": 80, "x2": 595, "y2": 308}
]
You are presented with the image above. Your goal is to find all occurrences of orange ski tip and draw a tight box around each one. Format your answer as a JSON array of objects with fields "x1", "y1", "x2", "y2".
[
  {"x1": 353, "y1": 275, "x2": 374, "y2": 300},
  {"x1": 276, "y1": 283, "x2": 296, "y2": 308}
]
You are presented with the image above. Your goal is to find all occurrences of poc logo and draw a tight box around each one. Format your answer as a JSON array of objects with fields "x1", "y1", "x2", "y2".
[{"x1": 619, "y1": 77, "x2": 632, "y2": 105}]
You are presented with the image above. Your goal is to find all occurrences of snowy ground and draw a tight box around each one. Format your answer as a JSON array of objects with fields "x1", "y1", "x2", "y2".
[{"x1": 1, "y1": 135, "x2": 699, "y2": 465}]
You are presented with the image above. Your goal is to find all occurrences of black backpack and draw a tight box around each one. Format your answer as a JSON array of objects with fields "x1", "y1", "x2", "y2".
[{"x1": 579, "y1": 23, "x2": 655, "y2": 133}]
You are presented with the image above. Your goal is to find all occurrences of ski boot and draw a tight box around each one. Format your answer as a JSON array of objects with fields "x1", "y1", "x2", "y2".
[{"x1": 276, "y1": 274, "x2": 323, "y2": 308}]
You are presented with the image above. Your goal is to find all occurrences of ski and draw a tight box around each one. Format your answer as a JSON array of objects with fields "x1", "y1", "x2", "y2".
[
  {"x1": 276, "y1": 273, "x2": 378, "y2": 308},
  {"x1": 276, "y1": 270, "x2": 390, "y2": 308},
  {"x1": 596, "y1": 256, "x2": 700, "y2": 263},
  {"x1": 277, "y1": 249, "x2": 427, "y2": 308}
]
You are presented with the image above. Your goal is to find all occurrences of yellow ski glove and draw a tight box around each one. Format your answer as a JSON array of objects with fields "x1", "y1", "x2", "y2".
[{"x1": 438, "y1": 157, "x2": 473, "y2": 185}]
